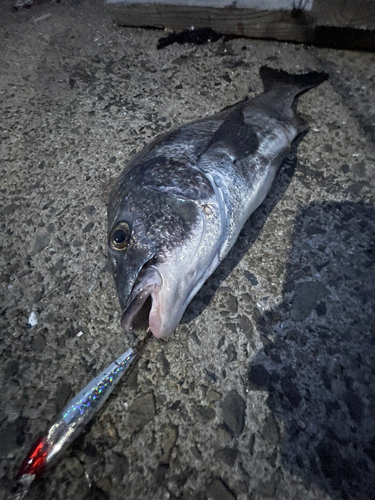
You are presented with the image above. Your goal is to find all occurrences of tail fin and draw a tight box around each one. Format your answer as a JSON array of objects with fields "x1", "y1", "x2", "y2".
[{"x1": 260, "y1": 66, "x2": 329, "y2": 96}]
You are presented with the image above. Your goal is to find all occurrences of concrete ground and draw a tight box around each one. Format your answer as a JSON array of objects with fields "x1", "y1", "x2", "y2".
[{"x1": 1, "y1": 1, "x2": 375, "y2": 499}]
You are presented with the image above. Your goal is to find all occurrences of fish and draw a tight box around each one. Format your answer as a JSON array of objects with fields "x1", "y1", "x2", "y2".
[
  {"x1": 107, "y1": 66, "x2": 328, "y2": 339},
  {"x1": 14, "y1": 331, "x2": 152, "y2": 498}
]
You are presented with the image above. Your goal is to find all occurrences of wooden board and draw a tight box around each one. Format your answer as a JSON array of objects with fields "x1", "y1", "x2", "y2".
[{"x1": 106, "y1": 0, "x2": 375, "y2": 51}]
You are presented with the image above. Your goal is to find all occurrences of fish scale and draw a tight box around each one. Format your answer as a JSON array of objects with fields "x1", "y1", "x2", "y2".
[{"x1": 108, "y1": 66, "x2": 328, "y2": 340}]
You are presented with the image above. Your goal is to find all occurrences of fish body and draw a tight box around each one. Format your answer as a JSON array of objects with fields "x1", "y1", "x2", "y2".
[{"x1": 108, "y1": 67, "x2": 328, "y2": 339}]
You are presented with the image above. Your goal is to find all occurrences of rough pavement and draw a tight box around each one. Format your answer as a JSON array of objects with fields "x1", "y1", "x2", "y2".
[{"x1": 1, "y1": 1, "x2": 375, "y2": 499}]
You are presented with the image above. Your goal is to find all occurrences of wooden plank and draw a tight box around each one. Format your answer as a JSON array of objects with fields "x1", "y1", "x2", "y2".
[
  {"x1": 108, "y1": 4, "x2": 316, "y2": 42},
  {"x1": 311, "y1": 0, "x2": 375, "y2": 29},
  {"x1": 106, "y1": 0, "x2": 375, "y2": 51},
  {"x1": 106, "y1": 0, "x2": 313, "y2": 9}
]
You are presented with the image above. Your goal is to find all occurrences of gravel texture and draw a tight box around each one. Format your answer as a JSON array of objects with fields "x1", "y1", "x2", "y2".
[{"x1": 1, "y1": 1, "x2": 375, "y2": 499}]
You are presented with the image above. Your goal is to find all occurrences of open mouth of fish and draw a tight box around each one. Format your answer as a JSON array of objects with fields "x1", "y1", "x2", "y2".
[{"x1": 121, "y1": 262, "x2": 163, "y2": 335}]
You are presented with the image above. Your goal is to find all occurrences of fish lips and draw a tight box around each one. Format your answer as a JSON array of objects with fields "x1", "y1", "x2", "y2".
[{"x1": 120, "y1": 264, "x2": 163, "y2": 337}]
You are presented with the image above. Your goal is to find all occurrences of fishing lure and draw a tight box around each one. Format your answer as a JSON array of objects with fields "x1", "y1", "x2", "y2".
[{"x1": 13, "y1": 331, "x2": 152, "y2": 499}]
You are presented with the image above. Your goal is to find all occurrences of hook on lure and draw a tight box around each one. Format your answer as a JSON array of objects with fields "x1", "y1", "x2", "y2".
[{"x1": 12, "y1": 329, "x2": 153, "y2": 499}]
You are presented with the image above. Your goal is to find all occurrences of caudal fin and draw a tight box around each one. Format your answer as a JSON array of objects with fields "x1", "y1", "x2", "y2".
[{"x1": 260, "y1": 66, "x2": 329, "y2": 96}]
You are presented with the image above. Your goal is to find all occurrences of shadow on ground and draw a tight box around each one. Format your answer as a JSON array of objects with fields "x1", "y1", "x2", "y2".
[{"x1": 248, "y1": 201, "x2": 375, "y2": 500}]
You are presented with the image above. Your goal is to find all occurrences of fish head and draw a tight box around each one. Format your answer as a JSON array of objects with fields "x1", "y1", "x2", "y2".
[{"x1": 108, "y1": 186, "x2": 215, "y2": 339}]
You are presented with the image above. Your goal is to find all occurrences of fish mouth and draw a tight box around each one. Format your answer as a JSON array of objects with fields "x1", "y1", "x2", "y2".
[{"x1": 120, "y1": 262, "x2": 163, "y2": 336}]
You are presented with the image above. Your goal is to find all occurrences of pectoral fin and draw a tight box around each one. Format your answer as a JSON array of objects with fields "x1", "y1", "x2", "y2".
[{"x1": 207, "y1": 107, "x2": 258, "y2": 160}]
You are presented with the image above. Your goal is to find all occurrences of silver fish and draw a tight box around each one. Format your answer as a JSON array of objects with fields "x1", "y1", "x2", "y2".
[{"x1": 107, "y1": 66, "x2": 328, "y2": 339}]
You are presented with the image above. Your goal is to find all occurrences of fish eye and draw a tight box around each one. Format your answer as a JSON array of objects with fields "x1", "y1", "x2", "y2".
[{"x1": 109, "y1": 222, "x2": 131, "y2": 251}]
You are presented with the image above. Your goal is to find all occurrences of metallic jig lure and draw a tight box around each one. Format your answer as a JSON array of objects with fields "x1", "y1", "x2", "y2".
[{"x1": 13, "y1": 331, "x2": 152, "y2": 499}]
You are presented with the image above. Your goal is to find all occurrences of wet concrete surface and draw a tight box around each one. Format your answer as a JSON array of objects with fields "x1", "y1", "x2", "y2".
[{"x1": 1, "y1": 1, "x2": 375, "y2": 499}]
